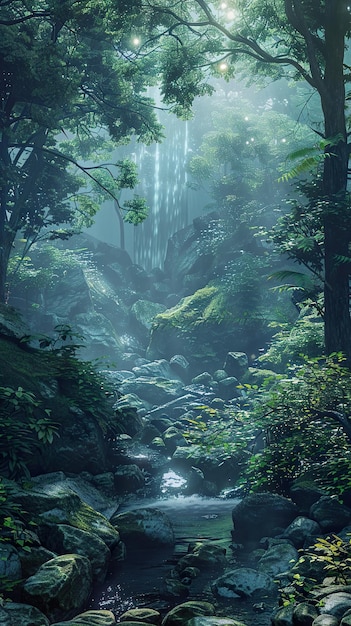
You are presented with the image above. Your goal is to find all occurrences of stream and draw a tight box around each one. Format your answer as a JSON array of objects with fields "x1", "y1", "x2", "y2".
[{"x1": 89, "y1": 491, "x2": 277, "y2": 625}]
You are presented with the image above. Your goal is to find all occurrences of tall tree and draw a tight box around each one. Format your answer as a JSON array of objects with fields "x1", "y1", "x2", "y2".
[
  {"x1": 138, "y1": 0, "x2": 351, "y2": 360},
  {"x1": 0, "y1": 0, "x2": 162, "y2": 302}
]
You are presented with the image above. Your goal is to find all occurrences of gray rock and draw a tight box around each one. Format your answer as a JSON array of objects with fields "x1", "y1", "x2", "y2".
[
  {"x1": 232, "y1": 492, "x2": 297, "y2": 543},
  {"x1": 39, "y1": 523, "x2": 111, "y2": 582},
  {"x1": 114, "y1": 465, "x2": 145, "y2": 494},
  {"x1": 111, "y1": 507, "x2": 174, "y2": 546},
  {"x1": 271, "y1": 604, "x2": 294, "y2": 626},
  {"x1": 176, "y1": 542, "x2": 226, "y2": 571},
  {"x1": 0, "y1": 607, "x2": 12, "y2": 626},
  {"x1": 161, "y1": 578, "x2": 190, "y2": 600},
  {"x1": 118, "y1": 376, "x2": 183, "y2": 405},
  {"x1": 19, "y1": 545, "x2": 57, "y2": 578},
  {"x1": 310, "y1": 497, "x2": 351, "y2": 531},
  {"x1": 113, "y1": 398, "x2": 147, "y2": 433},
  {"x1": 293, "y1": 603, "x2": 319, "y2": 626},
  {"x1": 283, "y1": 516, "x2": 321, "y2": 547},
  {"x1": 223, "y1": 352, "x2": 249, "y2": 379},
  {"x1": 218, "y1": 377, "x2": 241, "y2": 400},
  {"x1": 192, "y1": 372, "x2": 213, "y2": 385},
  {"x1": 11, "y1": 479, "x2": 120, "y2": 549},
  {"x1": 133, "y1": 359, "x2": 181, "y2": 381},
  {"x1": 2, "y1": 602, "x2": 50, "y2": 626},
  {"x1": 23, "y1": 554, "x2": 92, "y2": 621},
  {"x1": 320, "y1": 593, "x2": 351, "y2": 618},
  {"x1": 170, "y1": 355, "x2": 190, "y2": 380},
  {"x1": 312, "y1": 617, "x2": 339, "y2": 626},
  {"x1": 91, "y1": 473, "x2": 115, "y2": 497},
  {"x1": 258, "y1": 541, "x2": 298, "y2": 576},
  {"x1": 212, "y1": 567, "x2": 274, "y2": 598},
  {"x1": 213, "y1": 370, "x2": 228, "y2": 382},
  {"x1": 147, "y1": 394, "x2": 198, "y2": 419},
  {"x1": 0, "y1": 303, "x2": 30, "y2": 340},
  {"x1": 341, "y1": 609, "x2": 351, "y2": 626},
  {"x1": 0, "y1": 544, "x2": 21, "y2": 582},
  {"x1": 163, "y1": 426, "x2": 188, "y2": 454},
  {"x1": 290, "y1": 479, "x2": 326, "y2": 513}
]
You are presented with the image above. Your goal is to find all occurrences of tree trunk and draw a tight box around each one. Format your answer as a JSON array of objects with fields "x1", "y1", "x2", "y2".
[{"x1": 320, "y1": 1, "x2": 351, "y2": 360}]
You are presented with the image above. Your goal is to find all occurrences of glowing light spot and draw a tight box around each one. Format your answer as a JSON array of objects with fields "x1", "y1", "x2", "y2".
[
  {"x1": 132, "y1": 37, "x2": 140, "y2": 46},
  {"x1": 281, "y1": 138, "x2": 287, "y2": 143},
  {"x1": 219, "y1": 62, "x2": 228, "y2": 72},
  {"x1": 250, "y1": 137, "x2": 255, "y2": 142},
  {"x1": 220, "y1": 2, "x2": 227, "y2": 8},
  {"x1": 246, "y1": 140, "x2": 250, "y2": 145},
  {"x1": 244, "y1": 116, "x2": 249, "y2": 121}
]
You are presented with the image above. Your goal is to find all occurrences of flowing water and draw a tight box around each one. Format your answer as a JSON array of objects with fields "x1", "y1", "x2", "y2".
[
  {"x1": 89, "y1": 468, "x2": 278, "y2": 626},
  {"x1": 89, "y1": 494, "x2": 239, "y2": 618}
]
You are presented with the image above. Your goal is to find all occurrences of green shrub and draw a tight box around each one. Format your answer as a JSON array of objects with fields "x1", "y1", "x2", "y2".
[
  {"x1": 244, "y1": 354, "x2": 351, "y2": 495},
  {"x1": 259, "y1": 315, "x2": 324, "y2": 372}
]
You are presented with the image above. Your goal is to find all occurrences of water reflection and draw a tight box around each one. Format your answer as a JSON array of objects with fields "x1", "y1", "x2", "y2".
[{"x1": 160, "y1": 470, "x2": 187, "y2": 495}]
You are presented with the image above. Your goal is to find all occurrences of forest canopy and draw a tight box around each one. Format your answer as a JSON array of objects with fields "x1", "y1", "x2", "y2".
[{"x1": 1, "y1": 0, "x2": 351, "y2": 362}]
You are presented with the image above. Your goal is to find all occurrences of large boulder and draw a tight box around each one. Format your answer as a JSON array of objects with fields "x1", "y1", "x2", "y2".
[
  {"x1": 111, "y1": 507, "x2": 175, "y2": 547},
  {"x1": 223, "y1": 352, "x2": 249, "y2": 380},
  {"x1": 118, "y1": 376, "x2": 183, "y2": 405},
  {"x1": 50, "y1": 610, "x2": 117, "y2": 626},
  {"x1": 309, "y1": 496, "x2": 351, "y2": 531},
  {"x1": 257, "y1": 541, "x2": 299, "y2": 576},
  {"x1": 282, "y1": 516, "x2": 321, "y2": 548},
  {"x1": 161, "y1": 601, "x2": 216, "y2": 626},
  {"x1": 212, "y1": 567, "x2": 274, "y2": 598},
  {"x1": 132, "y1": 359, "x2": 183, "y2": 381},
  {"x1": 320, "y1": 593, "x2": 351, "y2": 619},
  {"x1": 232, "y1": 492, "x2": 298, "y2": 543},
  {"x1": 176, "y1": 542, "x2": 226, "y2": 571},
  {"x1": 0, "y1": 544, "x2": 21, "y2": 584},
  {"x1": 114, "y1": 465, "x2": 146, "y2": 494},
  {"x1": 10, "y1": 477, "x2": 121, "y2": 549},
  {"x1": 2, "y1": 602, "x2": 50, "y2": 626},
  {"x1": 39, "y1": 523, "x2": 111, "y2": 582},
  {"x1": 23, "y1": 554, "x2": 92, "y2": 622}
]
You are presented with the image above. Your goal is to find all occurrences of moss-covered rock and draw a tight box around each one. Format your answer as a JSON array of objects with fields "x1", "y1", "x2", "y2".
[
  {"x1": 23, "y1": 554, "x2": 92, "y2": 622},
  {"x1": 111, "y1": 507, "x2": 174, "y2": 546},
  {"x1": 161, "y1": 601, "x2": 215, "y2": 626},
  {"x1": 50, "y1": 610, "x2": 116, "y2": 626},
  {"x1": 39, "y1": 523, "x2": 111, "y2": 582},
  {"x1": 9, "y1": 479, "x2": 120, "y2": 549},
  {"x1": 120, "y1": 608, "x2": 161, "y2": 624},
  {"x1": 147, "y1": 284, "x2": 270, "y2": 375},
  {"x1": 2, "y1": 602, "x2": 50, "y2": 626}
]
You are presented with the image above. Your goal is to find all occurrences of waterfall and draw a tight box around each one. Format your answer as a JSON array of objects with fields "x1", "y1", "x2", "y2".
[
  {"x1": 133, "y1": 114, "x2": 190, "y2": 270},
  {"x1": 86, "y1": 95, "x2": 209, "y2": 269}
]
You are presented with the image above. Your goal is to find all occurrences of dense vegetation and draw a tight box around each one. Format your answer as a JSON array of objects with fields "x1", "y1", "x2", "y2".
[{"x1": 2, "y1": 0, "x2": 351, "y2": 611}]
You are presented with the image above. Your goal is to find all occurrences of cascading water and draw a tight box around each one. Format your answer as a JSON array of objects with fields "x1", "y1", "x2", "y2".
[
  {"x1": 86, "y1": 92, "x2": 207, "y2": 270},
  {"x1": 133, "y1": 113, "x2": 190, "y2": 270}
]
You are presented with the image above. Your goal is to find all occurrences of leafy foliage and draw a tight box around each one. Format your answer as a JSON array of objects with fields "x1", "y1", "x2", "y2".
[
  {"x1": 244, "y1": 355, "x2": 351, "y2": 495},
  {"x1": 0, "y1": 385, "x2": 58, "y2": 478},
  {"x1": 259, "y1": 315, "x2": 325, "y2": 372},
  {"x1": 280, "y1": 534, "x2": 351, "y2": 607},
  {"x1": 0, "y1": 1, "x2": 163, "y2": 300}
]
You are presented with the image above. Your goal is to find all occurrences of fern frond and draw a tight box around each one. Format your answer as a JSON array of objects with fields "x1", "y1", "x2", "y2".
[{"x1": 278, "y1": 133, "x2": 343, "y2": 183}]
